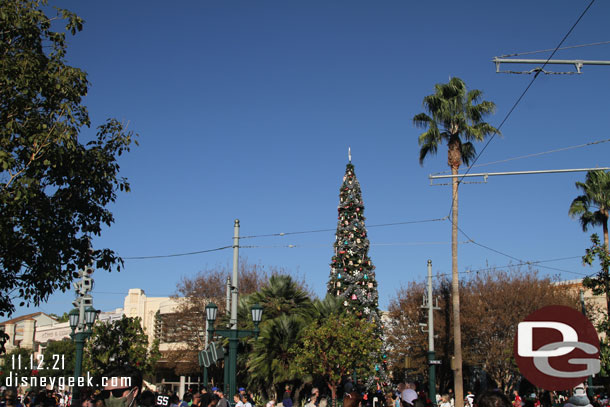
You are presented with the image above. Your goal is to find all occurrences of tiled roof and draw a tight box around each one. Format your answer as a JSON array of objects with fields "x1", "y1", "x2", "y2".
[{"x1": 0, "y1": 312, "x2": 55, "y2": 325}]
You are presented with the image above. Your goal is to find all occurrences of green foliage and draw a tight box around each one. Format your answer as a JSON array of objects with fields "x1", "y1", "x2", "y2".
[
  {"x1": 246, "y1": 274, "x2": 314, "y2": 320},
  {"x1": 242, "y1": 275, "x2": 315, "y2": 399},
  {"x1": 328, "y1": 163, "x2": 380, "y2": 319},
  {"x1": 39, "y1": 339, "x2": 76, "y2": 380},
  {"x1": 583, "y1": 234, "x2": 610, "y2": 295},
  {"x1": 48, "y1": 312, "x2": 70, "y2": 323},
  {"x1": 327, "y1": 163, "x2": 388, "y2": 387},
  {"x1": 0, "y1": 0, "x2": 137, "y2": 318},
  {"x1": 413, "y1": 77, "x2": 499, "y2": 169},
  {"x1": 83, "y1": 316, "x2": 160, "y2": 378},
  {"x1": 0, "y1": 347, "x2": 34, "y2": 385},
  {"x1": 247, "y1": 315, "x2": 309, "y2": 396},
  {"x1": 599, "y1": 339, "x2": 610, "y2": 377},
  {"x1": 291, "y1": 313, "x2": 382, "y2": 400},
  {"x1": 569, "y1": 170, "x2": 610, "y2": 236}
]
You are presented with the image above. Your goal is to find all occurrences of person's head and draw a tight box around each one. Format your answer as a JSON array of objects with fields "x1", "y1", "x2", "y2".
[
  {"x1": 240, "y1": 395, "x2": 249, "y2": 403},
  {"x1": 201, "y1": 388, "x2": 208, "y2": 395},
  {"x1": 184, "y1": 394, "x2": 193, "y2": 403},
  {"x1": 239, "y1": 389, "x2": 246, "y2": 396},
  {"x1": 192, "y1": 394, "x2": 202, "y2": 406},
  {"x1": 312, "y1": 388, "x2": 319, "y2": 398},
  {"x1": 442, "y1": 395, "x2": 450, "y2": 403},
  {"x1": 477, "y1": 391, "x2": 511, "y2": 407},
  {"x1": 102, "y1": 366, "x2": 143, "y2": 407},
  {"x1": 234, "y1": 395, "x2": 241, "y2": 403},
  {"x1": 217, "y1": 390, "x2": 224, "y2": 400}
]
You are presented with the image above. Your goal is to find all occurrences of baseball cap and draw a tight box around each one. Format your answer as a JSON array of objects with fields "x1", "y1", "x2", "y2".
[
  {"x1": 211, "y1": 387, "x2": 219, "y2": 392},
  {"x1": 239, "y1": 388, "x2": 245, "y2": 392}
]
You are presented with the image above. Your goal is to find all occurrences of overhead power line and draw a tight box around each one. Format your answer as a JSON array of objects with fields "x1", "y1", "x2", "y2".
[
  {"x1": 434, "y1": 255, "x2": 584, "y2": 278},
  {"x1": 448, "y1": 218, "x2": 588, "y2": 277},
  {"x1": 123, "y1": 216, "x2": 448, "y2": 259},
  {"x1": 432, "y1": 138, "x2": 610, "y2": 175},
  {"x1": 241, "y1": 240, "x2": 470, "y2": 249},
  {"x1": 498, "y1": 40, "x2": 610, "y2": 58},
  {"x1": 123, "y1": 245, "x2": 232, "y2": 260},
  {"x1": 453, "y1": 0, "x2": 596, "y2": 199},
  {"x1": 239, "y1": 216, "x2": 447, "y2": 239}
]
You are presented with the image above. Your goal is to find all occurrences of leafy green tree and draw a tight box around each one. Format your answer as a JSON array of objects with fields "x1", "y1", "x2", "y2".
[
  {"x1": 83, "y1": 316, "x2": 160, "y2": 379},
  {"x1": 39, "y1": 339, "x2": 76, "y2": 380},
  {"x1": 413, "y1": 77, "x2": 499, "y2": 405},
  {"x1": 291, "y1": 313, "x2": 381, "y2": 406},
  {"x1": 247, "y1": 315, "x2": 308, "y2": 400},
  {"x1": 0, "y1": 0, "x2": 137, "y2": 319},
  {"x1": 570, "y1": 171, "x2": 610, "y2": 317},
  {"x1": 0, "y1": 347, "x2": 34, "y2": 386},
  {"x1": 241, "y1": 274, "x2": 314, "y2": 401},
  {"x1": 246, "y1": 274, "x2": 314, "y2": 320},
  {"x1": 583, "y1": 233, "x2": 610, "y2": 335}
]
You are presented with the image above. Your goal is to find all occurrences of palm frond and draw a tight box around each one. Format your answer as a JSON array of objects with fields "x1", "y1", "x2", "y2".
[
  {"x1": 569, "y1": 170, "x2": 610, "y2": 236},
  {"x1": 413, "y1": 77, "x2": 497, "y2": 169},
  {"x1": 460, "y1": 142, "x2": 476, "y2": 166}
]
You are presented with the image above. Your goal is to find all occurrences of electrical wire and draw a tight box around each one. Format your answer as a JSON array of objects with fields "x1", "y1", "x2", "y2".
[
  {"x1": 431, "y1": 138, "x2": 610, "y2": 175},
  {"x1": 447, "y1": 217, "x2": 588, "y2": 277},
  {"x1": 498, "y1": 40, "x2": 610, "y2": 58},
  {"x1": 239, "y1": 216, "x2": 447, "y2": 239},
  {"x1": 447, "y1": 0, "x2": 596, "y2": 218},
  {"x1": 240, "y1": 240, "x2": 470, "y2": 249},
  {"x1": 434, "y1": 255, "x2": 584, "y2": 278},
  {"x1": 123, "y1": 245, "x2": 232, "y2": 260}
]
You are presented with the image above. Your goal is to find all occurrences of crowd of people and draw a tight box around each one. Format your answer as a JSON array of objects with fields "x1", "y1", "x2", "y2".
[{"x1": 0, "y1": 371, "x2": 604, "y2": 407}]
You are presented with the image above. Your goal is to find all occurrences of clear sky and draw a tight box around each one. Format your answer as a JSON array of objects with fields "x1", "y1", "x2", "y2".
[{"x1": 11, "y1": 0, "x2": 610, "y2": 318}]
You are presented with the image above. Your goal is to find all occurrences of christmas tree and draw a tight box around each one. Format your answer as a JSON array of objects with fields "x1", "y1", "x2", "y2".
[{"x1": 327, "y1": 159, "x2": 388, "y2": 387}]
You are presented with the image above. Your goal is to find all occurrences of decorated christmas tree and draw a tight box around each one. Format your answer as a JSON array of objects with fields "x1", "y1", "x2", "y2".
[{"x1": 327, "y1": 156, "x2": 388, "y2": 387}]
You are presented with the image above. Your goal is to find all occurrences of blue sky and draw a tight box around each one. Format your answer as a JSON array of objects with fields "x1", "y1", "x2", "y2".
[{"x1": 12, "y1": 0, "x2": 610, "y2": 318}]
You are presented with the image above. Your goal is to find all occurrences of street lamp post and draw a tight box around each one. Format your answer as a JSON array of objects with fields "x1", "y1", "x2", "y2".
[
  {"x1": 205, "y1": 302, "x2": 263, "y2": 398},
  {"x1": 69, "y1": 305, "x2": 98, "y2": 401}
]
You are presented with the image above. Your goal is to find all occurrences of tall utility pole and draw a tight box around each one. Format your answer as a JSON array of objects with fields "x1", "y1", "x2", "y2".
[
  {"x1": 421, "y1": 260, "x2": 440, "y2": 405},
  {"x1": 429, "y1": 166, "x2": 610, "y2": 403},
  {"x1": 228, "y1": 219, "x2": 240, "y2": 395}
]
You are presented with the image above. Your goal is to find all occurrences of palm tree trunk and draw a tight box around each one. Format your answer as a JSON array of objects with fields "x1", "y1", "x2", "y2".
[{"x1": 451, "y1": 166, "x2": 463, "y2": 407}]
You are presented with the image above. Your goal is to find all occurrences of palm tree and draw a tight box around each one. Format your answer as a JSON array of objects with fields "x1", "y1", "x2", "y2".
[
  {"x1": 569, "y1": 170, "x2": 610, "y2": 313},
  {"x1": 247, "y1": 315, "x2": 310, "y2": 400},
  {"x1": 569, "y1": 170, "x2": 610, "y2": 250},
  {"x1": 245, "y1": 274, "x2": 314, "y2": 320},
  {"x1": 239, "y1": 274, "x2": 315, "y2": 400},
  {"x1": 413, "y1": 77, "x2": 499, "y2": 407}
]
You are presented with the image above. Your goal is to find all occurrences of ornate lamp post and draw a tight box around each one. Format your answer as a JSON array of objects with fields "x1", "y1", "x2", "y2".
[
  {"x1": 205, "y1": 302, "x2": 263, "y2": 397},
  {"x1": 69, "y1": 305, "x2": 98, "y2": 401}
]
